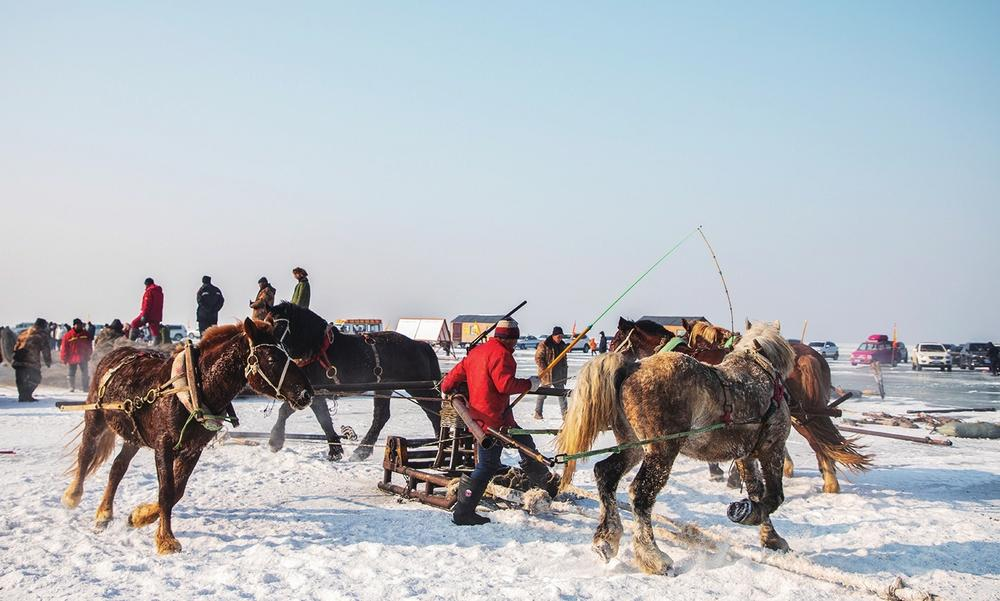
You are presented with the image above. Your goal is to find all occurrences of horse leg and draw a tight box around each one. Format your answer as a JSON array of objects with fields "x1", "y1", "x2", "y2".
[
  {"x1": 308, "y1": 397, "x2": 343, "y2": 461},
  {"x1": 818, "y1": 454, "x2": 840, "y2": 493},
  {"x1": 152, "y1": 436, "x2": 181, "y2": 554},
  {"x1": 267, "y1": 401, "x2": 295, "y2": 452},
  {"x1": 63, "y1": 411, "x2": 114, "y2": 509},
  {"x1": 783, "y1": 446, "x2": 795, "y2": 478},
  {"x1": 94, "y1": 442, "x2": 140, "y2": 529},
  {"x1": 746, "y1": 445, "x2": 790, "y2": 552},
  {"x1": 629, "y1": 443, "x2": 681, "y2": 575},
  {"x1": 350, "y1": 394, "x2": 390, "y2": 461},
  {"x1": 591, "y1": 447, "x2": 643, "y2": 562},
  {"x1": 708, "y1": 462, "x2": 724, "y2": 481}
]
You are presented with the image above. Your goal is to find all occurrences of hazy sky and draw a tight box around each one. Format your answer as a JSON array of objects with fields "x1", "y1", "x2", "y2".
[{"x1": 2, "y1": 3, "x2": 998, "y2": 343}]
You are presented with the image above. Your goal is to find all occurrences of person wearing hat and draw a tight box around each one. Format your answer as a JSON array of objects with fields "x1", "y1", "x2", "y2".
[
  {"x1": 12, "y1": 318, "x2": 52, "y2": 402},
  {"x1": 439, "y1": 318, "x2": 555, "y2": 526},
  {"x1": 250, "y1": 277, "x2": 276, "y2": 320},
  {"x1": 93, "y1": 319, "x2": 125, "y2": 364},
  {"x1": 534, "y1": 326, "x2": 570, "y2": 419},
  {"x1": 196, "y1": 275, "x2": 225, "y2": 334},
  {"x1": 129, "y1": 277, "x2": 164, "y2": 341},
  {"x1": 60, "y1": 318, "x2": 93, "y2": 392},
  {"x1": 291, "y1": 267, "x2": 310, "y2": 309}
]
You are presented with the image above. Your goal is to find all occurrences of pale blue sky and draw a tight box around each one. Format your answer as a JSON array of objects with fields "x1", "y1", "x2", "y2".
[{"x1": 2, "y1": 2, "x2": 998, "y2": 342}]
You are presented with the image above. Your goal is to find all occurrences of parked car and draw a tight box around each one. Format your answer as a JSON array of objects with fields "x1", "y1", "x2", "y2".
[
  {"x1": 895, "y1": 341, "x2": 908, "y2": 364},
  {"x1": 911, "y1": 343, "x2": 952, "y2": 371},
  {"x1": 808, "y1": 341, "x2": 839, "y2": 360},
  {"x1": 944, "y1": 344, "x2": 963, "y2": 366},
  {"x1": 516, "y1": 335, "x2": 541, "y2": 350},
  {"x1": 161, "y1": 324, "x2": 189, "y2": 342},
  {"x1": 957, "y1": 343, "x2": 991, "y2": 370},
  {"x1": 850, "y1": 334, "x2": 902, "y2": 366},
  {"x1": 12, "y1": 322, "x2": 34, "y2": 334}
]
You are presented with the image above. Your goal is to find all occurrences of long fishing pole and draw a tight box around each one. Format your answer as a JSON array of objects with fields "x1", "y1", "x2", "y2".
[
  {"x1": 696, "y1": 226, "x2": 735, "y2": 334},
  {"x1": 510, "y1": 226, "x2": 701, "y2": 408}
]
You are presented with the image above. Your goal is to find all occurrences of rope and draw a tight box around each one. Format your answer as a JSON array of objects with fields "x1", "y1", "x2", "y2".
[
  {"x1": 554, "y1": 423, "x2": 726, "y2": 463},
  {"x1": 697, "y1": 226, "x2": 735, "y2": 334}
]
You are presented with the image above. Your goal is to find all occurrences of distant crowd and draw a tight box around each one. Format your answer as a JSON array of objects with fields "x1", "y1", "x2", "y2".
[{"x1": 3, "y1": 267, "x2": 311, "y2": 402}]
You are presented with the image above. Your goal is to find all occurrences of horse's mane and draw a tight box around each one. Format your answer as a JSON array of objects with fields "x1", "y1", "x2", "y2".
[
  {"x1": 271, "y1": 301, "x2": 328, "y2": 351},
  {"x1": 688, "y1": 320, "x2": 730, "y2": 346},
  {"x1": 633, "y1": 320, "x2": 673, "y2": 339},
  {"x1": 198, "y1": 320, "x2": 272, "y2": 355},
  {"x1": 733, "y1": 321, "x2": 796, "y2": 377}
]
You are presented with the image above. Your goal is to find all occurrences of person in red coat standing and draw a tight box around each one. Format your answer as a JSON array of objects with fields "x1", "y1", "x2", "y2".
[
  {"x1": 60, "y1": 318, "x2": 93, "y2": 391},
  {"x1": 439, "y1": 318, "x2": 556, "y2": 526},
  {"x1": 129, "y1": 277, "x2": 164, "y2": 340}
]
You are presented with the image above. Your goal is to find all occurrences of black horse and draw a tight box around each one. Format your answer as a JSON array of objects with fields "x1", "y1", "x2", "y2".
[{"x1": 266, "y1": 302, "x2": 442, "y2": 461}]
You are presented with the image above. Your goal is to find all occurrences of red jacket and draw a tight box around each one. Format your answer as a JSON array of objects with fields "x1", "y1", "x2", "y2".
[
  {"x1": 140, "y1": 284, "x2": 164, "y2": 323},
  {"x1": 60, "y1": 328, "x2": 93, "y2": 365},
  {"x1": 440, "y1": 337, "x2": 531, "y2": 430}
]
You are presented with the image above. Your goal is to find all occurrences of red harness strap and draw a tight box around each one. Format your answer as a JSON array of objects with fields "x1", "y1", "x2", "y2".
[{"x1": 295, "y1": 324, "x2": 335, "y2": 370}]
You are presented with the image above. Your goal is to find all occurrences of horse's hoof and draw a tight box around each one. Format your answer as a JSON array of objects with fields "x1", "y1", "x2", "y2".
[
  {"x1": 327, "y1": 446, "x2": 343, "y2": 462},
  {"x1": 128, "y1": 503, "x2": 160, "y2": 528},
  {"x1": 822, "y1": 481, "x2": 841, "y2": 494},
  {"x1": 726, "y1": 468, "x2": 742, "y2": 489},
  {"x1": 94, "y1": 510, "x2": 113, "y2": 530},
  {"x1": 156, "y1": 533, "x2": 182, "y2": 555},
  {"x1": 762, "y1": 534, "x2": 790, "y2": 552},
  {"x1": 635, "y1": 547, "x2": 674, "y2": 575},
  {"x1": 62, "y1": 491, "x2": 81, "y2": 510},
  {"x1": 727, "y1": 499, "x2": 763, "y2": 526},
  {"x1": 349, "y1": 447, "x2": 373, "y2": 462},
  {"x1": 268, "y1": 435, "x2": 284, "y2": 453},
  {"x1": 708, "y1": 464, "x2": 724, "y2": 481},
  {"x1": 592, "y1": 539, "x2": 618, "y2": 563}
]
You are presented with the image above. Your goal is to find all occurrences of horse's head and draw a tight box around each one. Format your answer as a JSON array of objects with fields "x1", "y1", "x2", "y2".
[
  {"x1": 610, "y1": 317, "x2": 675, "y2": 359},
  {"x1": 268, "y1": 301, "x2": 329, "y2": 360},
  {"x1": 687, "y1": 320, "x2": 735, "y2": 349},
  {"x1": 734, "y1": 320, "x2": 796, "y2": 378},
  {"x1": 242, "y1": 318, "x2": 313, "y2": 410}
]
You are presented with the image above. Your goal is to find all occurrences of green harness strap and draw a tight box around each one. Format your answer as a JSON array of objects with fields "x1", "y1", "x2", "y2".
[{"x1": 658, "y1": 336, "x2": 687, "y2": 354}]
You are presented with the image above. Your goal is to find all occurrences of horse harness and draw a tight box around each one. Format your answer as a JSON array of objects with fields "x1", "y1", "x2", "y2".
[
  {"x1": 293, "y1": 322, "x2": 385, "y2": 386},
  {"x1": 707, "y1": 348, "x2": 786, "y2": 430}
]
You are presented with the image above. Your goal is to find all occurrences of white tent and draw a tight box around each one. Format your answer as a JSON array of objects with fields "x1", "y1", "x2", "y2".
[{"x1": 395, "y1": 318, "x2": 451, "y2": 344}]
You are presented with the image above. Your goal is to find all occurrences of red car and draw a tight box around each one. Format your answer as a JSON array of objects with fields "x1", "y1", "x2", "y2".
[{"x1": 851, "y1": 334, "x2": 903, "y2": 366}]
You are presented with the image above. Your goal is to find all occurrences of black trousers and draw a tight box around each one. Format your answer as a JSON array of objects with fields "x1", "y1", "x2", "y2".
[{"x1": 15, "y1": 367, "x2": 42, "y2": 402}]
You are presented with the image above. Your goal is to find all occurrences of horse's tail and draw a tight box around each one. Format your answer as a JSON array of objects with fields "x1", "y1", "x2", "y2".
[
  {"x1": 790, "y1": 352, "x2": 872, "y2": 472},
  {"x1": 556, "y1": 353, "x2": 629, "y2": 491},
  {"x1": 64, "y1": 418, "x2": 117, "y2": 479}
]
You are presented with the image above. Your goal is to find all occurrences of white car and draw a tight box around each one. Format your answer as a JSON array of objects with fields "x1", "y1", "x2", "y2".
[
  {"x1": 808, "y1": 341, "x2": 839, "y2": 360},
  {"x1": 911, "y1": 343, "x2": 952, "y2": 372}
]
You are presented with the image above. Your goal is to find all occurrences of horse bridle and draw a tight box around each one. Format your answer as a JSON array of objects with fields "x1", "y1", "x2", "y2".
[{"x1": 244, "y1": 342, "x2": 294, "y2": 403}]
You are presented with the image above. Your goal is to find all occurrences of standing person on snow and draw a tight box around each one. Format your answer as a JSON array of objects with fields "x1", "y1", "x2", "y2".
[
  {"x1": 291, "y1": 267, "x2": 310, "y2": 308},
  {"x1": 60, "y1": 318, "x2": 93, "y2": 392},
  {"x1": 13, "y1": 318, "x2": 52, "y2": 402},
  {"x1": 439, "y1": 319, "x2": 554, "y2": 526},
  {"x1": 533, "y1": 326, "x2": 570, "y2": 419},
  {"x1": 196, "y1": 275, "x2": 225, "y2": 334},
  {"x1": 93, "y1": 319, "x2": 125, "y2": 364},
  {"x1": 987, "y1": 342, "x2": 999, "y2": 377},
  {"x1": 598, "y1": 330, "x2": 608, "y2": 354},
  {"x1": 129, "y1": 278, "x2": 164, "y2": 341},
  {"x1": 250, "y1": 277, "x2": 275, "y2": 320}
]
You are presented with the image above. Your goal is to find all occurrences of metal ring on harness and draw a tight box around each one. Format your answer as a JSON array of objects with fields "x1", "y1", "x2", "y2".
[{"x1": 326, "y1": 364, "x2": 340, "y2": 383}]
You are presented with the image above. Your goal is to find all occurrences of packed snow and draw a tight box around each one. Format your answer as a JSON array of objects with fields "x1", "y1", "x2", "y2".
[{"x1": 1, "y1": 352, "x2": 998, "y2": 601}]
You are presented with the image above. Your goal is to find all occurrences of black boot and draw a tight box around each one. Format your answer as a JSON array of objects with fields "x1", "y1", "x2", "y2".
[{"x1": 452, "y1": 475, "x2": 491, "y2": 526}]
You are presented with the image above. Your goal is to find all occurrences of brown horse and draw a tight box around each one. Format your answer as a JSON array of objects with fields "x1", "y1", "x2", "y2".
[
  {"x1": 62, "y1": 318, "x2": 313, "y2": 554},
  {"x1": 613, "y1": 317, "x2": 871, "y2": 493},
  {"x1": 558, "y1": 322, "x2": 797, "y2": 574}
]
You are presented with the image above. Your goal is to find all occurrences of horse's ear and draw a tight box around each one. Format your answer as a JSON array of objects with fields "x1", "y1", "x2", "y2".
[
  {"x1": 753, "y1": 339, "x2": 763, "y2": 352},
  {"x1": 745, "y1": 318, "x2": 753, "y2": 331},
  {"x1": 618, "y1": 316, "x2": 630, "y2": 329},
  {"x1": 682, "y1": 318, "x2": 691, "y2": 331},
  {"x1": 774, "y1": 320, "x2": 781, "y2": 332},
  {"x1": 243, "y1": 317, "x2": 259, "y2": 343}
]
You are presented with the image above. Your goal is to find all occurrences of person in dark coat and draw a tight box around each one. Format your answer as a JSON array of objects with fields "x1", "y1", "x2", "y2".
[
  {"x1": 129, "y1": 277, "x2": 164, "y2": 340},
  {"x1": 988, "y1": 342, "x2": 999, "y2": 376},
  {"x1": 196, "y1": 275, "x2": 225, "y2": 334},
  {"x1": 534, "y1": 326, "x2": 570, "y2": 419},
  {"x1": 598, "y1": 331, "x2": 608, "y2": 354},
  {"x1": 291, "y1": 267, "x2": 311, "y2": 308},
  {"x1": 250, "y1": 277, "x2": 276, "y2": 320},
  {"x1": 60, "y1": 318, "x2": 93, "y2": 392},
  {"x1": 13, "y1": 318, "x2": 52, "y2": 402},
  {"x1": 439, "y1": 319, "x2": 550, "y2": 525}
]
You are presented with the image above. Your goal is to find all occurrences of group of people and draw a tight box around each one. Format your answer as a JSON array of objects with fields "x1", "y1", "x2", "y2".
[{"x1": 7, "y1": 268, "x2": 311, "y2": 402}]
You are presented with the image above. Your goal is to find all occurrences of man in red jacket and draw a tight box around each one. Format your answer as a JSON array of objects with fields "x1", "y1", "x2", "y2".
[
  {"x1": 439, "y1": 318, "x2": 556, "y2": 526},
  {"x1": 60, "y1": 318, "x2": 93, "y2": 391},
  {"x1": 129, "y1": 277, "x2": 164, "y2": 340}
]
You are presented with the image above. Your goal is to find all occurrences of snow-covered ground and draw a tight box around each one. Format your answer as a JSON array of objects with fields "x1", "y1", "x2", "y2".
[{"x1": 1, "y1": 353, "x2": 998, "y2": 601}]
